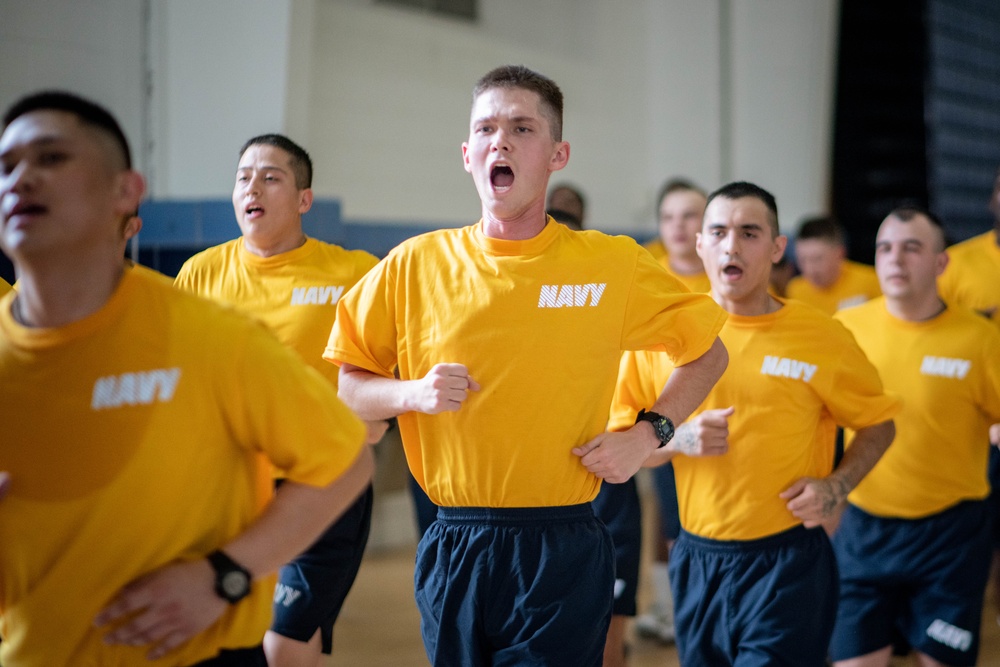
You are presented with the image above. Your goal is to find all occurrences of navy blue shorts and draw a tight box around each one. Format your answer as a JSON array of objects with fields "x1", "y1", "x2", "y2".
[
  {"x1": 408, "y1": 472, "x2": 439, "y2": 538},
  {"x1": 415, "y1": 504, "x2": 614, "y2": 667},
  {"x1": 191, "y1": 646, "x2": 267, "y2": 666},
  {"x1": 270, "y1": 482, "x2": 373, "y2": 654},
  {"x1": 988, "y1": 446, "x2": 1000, "y2": 546},
  {"x1": 670, "y1": 525, "x2": 837, "y2": 667},
  {"x1": 651, "y1": 462, "x2": 681, "y2": 542},
  {"x1": 592, "y1": 478, "x2": 642, "y2": 616},
  {"x1": 830, "y1": 500, "x2": 992, "y2": 666}
]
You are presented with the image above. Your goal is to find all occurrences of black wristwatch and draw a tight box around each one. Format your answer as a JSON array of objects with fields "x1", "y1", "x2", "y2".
[
  {"x1": 207, "y1": 550, "x2": 252, "y2": 604},
  {"x1": 635, "y1": 409, "x2": 675, "y2": 449}
]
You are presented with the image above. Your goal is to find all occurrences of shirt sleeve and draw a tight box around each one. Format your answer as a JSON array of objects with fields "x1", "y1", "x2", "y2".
[
  {"x1": 620, "y1": 246, "x2": 726, "y2": 366},
  {"x1": 324, "y1": 253, "x2": 398, "y2": 378},
  {"x1": 822, "y1": 318, "x2": 901, "y2": 430},
  {"x1": 607, "y1": 350, "x2": 667, "y2": 432},
  {"x1": 229, "y1": 318, "x2": 367, "y2": 487}
]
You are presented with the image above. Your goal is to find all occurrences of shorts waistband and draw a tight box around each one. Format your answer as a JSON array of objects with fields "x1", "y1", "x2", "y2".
[
  {"x1": 436, "y1": 503, "x2": 595, "y2": 526},
  {"x1": 678, "y1": 524, "x2": 820, "y2": 552}
]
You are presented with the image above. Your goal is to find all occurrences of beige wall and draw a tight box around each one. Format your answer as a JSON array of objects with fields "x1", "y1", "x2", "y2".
[{"x1": 2, "y1": 0, "x2": 839, "y2": 235}]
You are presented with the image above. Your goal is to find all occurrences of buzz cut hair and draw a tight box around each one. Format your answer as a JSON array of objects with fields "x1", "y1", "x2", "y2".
[
  {"x1": 706, "y1": 181, "x2": 780, "y2": 237},
  {"x1": 796, "y1": 215, "x2": 844, "y2": 245},
  {"x1": 238, "y1": 133, "x2": 313, "y2": 189},
  {"x1": 473, "y1": 65, "x2": 564, "y2": 142},
  {"x1": 885, "y1": 203, "x2": 948, "y2": 251},
  {"x1": 656, "y1": 178, "x2": 707, "y2": 216},
  {"x1": 2, "y1": 90, "x2": 132, "y2": 170}
]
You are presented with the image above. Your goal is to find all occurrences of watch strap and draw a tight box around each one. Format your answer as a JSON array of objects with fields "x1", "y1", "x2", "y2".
[{"x1": 207, "y1": 549, "x2": 252, "y2": 604}]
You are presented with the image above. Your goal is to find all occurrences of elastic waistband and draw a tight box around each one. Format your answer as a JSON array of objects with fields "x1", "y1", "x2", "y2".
[
  {"x1": 850, "y1": 497, "x2": 988, "y2": 524},
  {"x1": 678, "y1": 524, "x2": 821, "y2": 552},
  {"x1": 436, "y1": 503, "x2": 595, "y2": 526}
]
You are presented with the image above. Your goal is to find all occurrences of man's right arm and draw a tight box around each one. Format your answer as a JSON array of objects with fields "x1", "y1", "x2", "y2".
[{"x1": 339, "y1": 362, "x2": 480, "y2": 420}]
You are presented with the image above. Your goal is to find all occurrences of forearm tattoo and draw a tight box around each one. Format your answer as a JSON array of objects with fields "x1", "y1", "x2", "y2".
[
  {"x1": 819, "y1": 477, "x2": 851, "y2": 517},
  {"x1": 669, "y1": 424, "x2": 699, "y2": 455}
]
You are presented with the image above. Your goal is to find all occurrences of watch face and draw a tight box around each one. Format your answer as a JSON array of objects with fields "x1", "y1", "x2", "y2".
[{"x1": 221, "y1": 571, "x2": 250, "y2": 599}]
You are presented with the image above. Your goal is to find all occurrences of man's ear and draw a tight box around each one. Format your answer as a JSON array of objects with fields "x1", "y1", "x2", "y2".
[
  {"x1": 298, "y1": 188, "x2": 314, "y2": 215},
  {"x1": 462, "y1": 142, "x2": 472, "y2": 173},
  {"x1": 116, "y1": 170, "x2": 147, "y2": 216},
  {"x1": 123, "y1": 215, "x2": 143, "y2": 241},
  {"x1": 772, "y1": 235, "x2": 788, "y2": 264},
  {"x1": 549, "y1": 141, "x2": 570, "y2": 173}
]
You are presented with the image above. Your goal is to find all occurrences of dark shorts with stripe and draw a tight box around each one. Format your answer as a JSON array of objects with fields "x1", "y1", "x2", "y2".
[
  {"x1": 270, "y1": 482, "x2": 373, "y2": 653},
  {"x1": 670, "y1": 525, "x2": 837, "y2": 667},
  {"x1": 830, "y1": 500, "x2": 992, "y2": 666},
  {"x1": 415, "y1": 503, "x2": 614, "y2": 667},
  {"x1": 592, "y1": 478, "x2": 642, "y2": 616}
]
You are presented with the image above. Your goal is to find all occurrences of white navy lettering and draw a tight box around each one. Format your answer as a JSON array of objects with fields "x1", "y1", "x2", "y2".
[
  {"x1": 538, "y1": 283, "x2": 607, "y2": 308},
  {"x1": 926, "y1": 619, "x2": 972, "y2": 651},
  {"x1": 290, "y1": 285, "x2": 345, "y2": 306},
  {"x1": 920, "y1": 355, "x2": 971, "y2": 379},
  {"x1": 274, "y1": 583, "x2": 303, "y2": 607},
  {"x1": 760, "y1": 355, "x2": 818, "y2": 382},
  {"x1": 91, "y1": 368, "x2": 182, "y2": 410}
]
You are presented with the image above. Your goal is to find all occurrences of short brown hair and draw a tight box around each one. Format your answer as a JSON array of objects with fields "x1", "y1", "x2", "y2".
[{"x1": 473, "y1": 65, "x2": 564, "y2": 141}]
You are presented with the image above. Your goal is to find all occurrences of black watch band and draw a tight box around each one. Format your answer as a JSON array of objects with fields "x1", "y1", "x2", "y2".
[
  {"x1": 207, "y1": 549, "x2": 252, "y2": 604},
  {"x1": 635, "y1": 408, "x2": 675, "y2": 449}
]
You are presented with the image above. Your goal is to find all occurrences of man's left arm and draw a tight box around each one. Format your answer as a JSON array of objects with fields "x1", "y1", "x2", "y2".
[
  {"x1": 780, "y1": 419, "x2": 895, "y2": 528},
  {"x1": 95, "y1": 447, "x2": 374, "y2": 660},
  {"x1": 574, "y1": 337, "x2": 728, "y2": 482}
]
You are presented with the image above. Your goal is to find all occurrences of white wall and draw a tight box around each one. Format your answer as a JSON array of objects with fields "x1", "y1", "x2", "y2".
[
  {"x1": 147, "y1": 0, "x2": 294, "y2": 198},
  {"x1": 300, "y1": 0, "x2": 838, "y2": 234},
  {"x1": 0, "y1": 0, "x2": 145, "y2": 170},
  {"x1": 730, "y1": 0, "x2": 839, "y2": 232},
  {"x1": 2, "y1": 0, "x2": 839, "y2": 236}
]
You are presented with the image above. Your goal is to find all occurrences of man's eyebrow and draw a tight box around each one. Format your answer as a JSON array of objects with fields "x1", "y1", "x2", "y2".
[
  {"x1": 236, "y1": 164, "x2": 289, "y2": 173},
  {"x1": 0, "y1": 135, "x2": 65, "y2": 161}
]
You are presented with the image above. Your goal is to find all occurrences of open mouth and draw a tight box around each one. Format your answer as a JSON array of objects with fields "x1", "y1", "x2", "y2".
[
  {"x1": 490, "y1": 165, "x2": 514, "y2": 191},
  {"x1": 7, "y1": 202, "x2": 47, "y2": 220},
  {"x1": 245, "y1": 205, "x2": 264, "y2": 218},
  {"x1": 722, "y1": 264, "x2": 743, "y2": 279}
]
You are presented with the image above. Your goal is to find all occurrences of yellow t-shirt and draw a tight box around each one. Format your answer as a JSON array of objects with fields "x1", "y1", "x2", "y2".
[
  {"x1": 643, "y1": 237, "x2": 667, "y2": 262},
  {"x1": 786, "y1": 259, "x2": 881, "y2": 315},
  {"x1": 610, "y1": 299, "x2": 899, "y2": 541},
  {"x1": 939, "y1": 230, "x2": 1000, "y2": 327},
  {"x1": 326, "y1": 219, "x2": 727, "y2": 508},
  {"x1": 657, "y1": 254, "x2": 710, "y2": 293},
  {"x1": 0, "y1": 278, "x2": 11, "y2": 297},
  {"x1": 0, "y1": 269, "x2": 366, "y2": 667},
  {"x1": 174, "y1": 237, "x2": 378, "y2": 387},
  {"x1": 837, "y1": 298, "x2": 1000, "y2": 518}
]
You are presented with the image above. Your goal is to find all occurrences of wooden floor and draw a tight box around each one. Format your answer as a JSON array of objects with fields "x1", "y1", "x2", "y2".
[{"x1": 327, "y1": 491, "x2": 1000, "y2": 667}]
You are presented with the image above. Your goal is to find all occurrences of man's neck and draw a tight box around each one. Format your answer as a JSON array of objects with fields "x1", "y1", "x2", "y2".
[
  {"x1": 668, "y1": 253, "x2": 704, "y2": 276},
  {"x1": 713, "y1": 288, "x2": 781, "y2": 318},
  {"x1": 11, "y1": 256, "x2": 124, "y2": 328},
  {"x1": 243, "y1": 232, "x2": 307, "y2": 258},
  {"x1": 884, "y1": 293, "x2": 946, "y2": 323},
  {"x1": 480, "y1": 202, "x2": 548, "y2": 241}
]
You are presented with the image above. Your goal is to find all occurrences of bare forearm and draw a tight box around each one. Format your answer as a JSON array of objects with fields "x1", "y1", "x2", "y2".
[
  {"x1": 340, "y1": 361, "x2": 479, "y2": 420},
  {"x1": 827, "y1": 420, "x2": 895, "y2": 503},
  {"x1": 223, "y1": 447, "x2": 374, "y2": 577},
  {"x1": 339, "y1": 363, "x2": 413, "y2": 420},
  {"x1": 650, "y1": 337, "x2": 728, "y2": 426}
]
